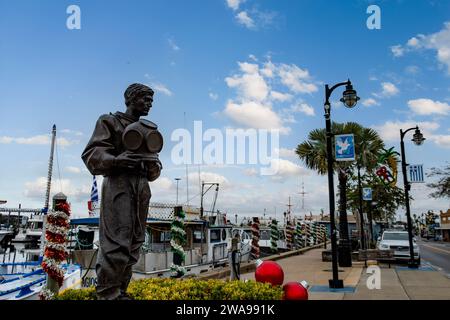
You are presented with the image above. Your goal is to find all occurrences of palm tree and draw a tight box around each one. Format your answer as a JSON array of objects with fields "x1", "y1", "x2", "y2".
[{"x1": 296, "y1": 122, "x2": 384, "y2": 266}]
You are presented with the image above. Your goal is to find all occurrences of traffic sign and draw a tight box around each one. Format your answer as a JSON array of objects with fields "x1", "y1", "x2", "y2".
[{"x1": 335, "y1": 134, "x2": 355, "y2": 162}]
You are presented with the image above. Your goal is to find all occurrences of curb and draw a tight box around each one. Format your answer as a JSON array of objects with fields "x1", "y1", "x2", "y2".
[{"x1": 196, "y1": 242, "x2": 329, "y2": 280}]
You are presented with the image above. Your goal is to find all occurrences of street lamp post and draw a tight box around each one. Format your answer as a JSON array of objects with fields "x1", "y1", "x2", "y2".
[
  {"x1": 400, "y1": 126, "x2": 425, "y2": 268},
  {"x1": 367, "y1": 201, "x2": 378, "y2": 245},
  {"x1": 356, "y1": 162, "x2": 366, "y2": 251},
  {"x1": 175, "y1": 178, "x2": 181, "y2": 205},
  {"x1": 324, "y1": 79, "x2": 360, "y2": 288}
]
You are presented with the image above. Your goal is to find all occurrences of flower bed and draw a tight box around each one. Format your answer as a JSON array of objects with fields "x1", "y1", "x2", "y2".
[{"x1": 56, "y1": 279, "x2": 284, "y2": 300}]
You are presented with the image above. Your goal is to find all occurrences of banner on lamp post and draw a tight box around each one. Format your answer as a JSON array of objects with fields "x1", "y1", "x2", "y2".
[
  {"x1": 335, "y1": 134, "x2": 355, "y2": 162},
  {"x1": 363, "y1": 187, "x2": 373, "y2": 201}
]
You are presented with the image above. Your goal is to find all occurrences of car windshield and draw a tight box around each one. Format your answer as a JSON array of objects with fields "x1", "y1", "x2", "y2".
[{"x1": 383, "y1": 232, "x2": 409, "y2": 240}]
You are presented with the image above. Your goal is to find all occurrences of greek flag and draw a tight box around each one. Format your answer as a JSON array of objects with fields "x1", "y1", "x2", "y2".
[
  {"x1": 91, "y1": 175, "x2": 99, "y2": 202},
  {"x1": 408, "y1": 165, "x2": 424, "y2": 183},
  {"x1": 88, "y1": 175, "x2": 99, "y2": 216}
]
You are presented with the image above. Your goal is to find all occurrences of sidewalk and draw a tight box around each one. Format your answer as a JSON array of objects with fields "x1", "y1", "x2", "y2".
[{"x1": 238, "y1": 247, "x2": 450, "y2": 300}]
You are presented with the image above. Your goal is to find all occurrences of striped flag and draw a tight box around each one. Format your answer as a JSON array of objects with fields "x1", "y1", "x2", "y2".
[
  {"x1": 88, "y1": 175, "x2": 99, "y2": 216},
  {"x1": 408, "y1": 164, "x2": 424, "y2": 183}
]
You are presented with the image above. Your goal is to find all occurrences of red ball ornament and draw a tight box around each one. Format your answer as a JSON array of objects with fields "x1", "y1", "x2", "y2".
[
  {"x1": 283, "y1": 281, "x2": 309, "y2": 300},
  {"x1": 254, "y1": 259, "x2": 284, "y2": 286}
]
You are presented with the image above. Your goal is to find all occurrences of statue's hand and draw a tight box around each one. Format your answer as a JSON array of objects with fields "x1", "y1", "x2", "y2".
[
  {"x1": 144, "y1": 155, "x2": 162, "y2": 181},
  {"x1": 114, "y1": 151, "x2": 143, "y2": 169}
]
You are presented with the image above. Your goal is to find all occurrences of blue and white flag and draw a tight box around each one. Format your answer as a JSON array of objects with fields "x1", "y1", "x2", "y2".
[
  {"x1": 408, "y1": 164, "x2": 424, "y2": 183},
  {"x1": 335, "y1": 134, "x2": 355, "y2": 162},
  {"x1": 88, "y1": 175, "x2": 99, "y2": 216}
]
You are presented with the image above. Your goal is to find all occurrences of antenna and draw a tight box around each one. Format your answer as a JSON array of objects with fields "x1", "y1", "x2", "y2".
[
  {"x1": 184, "y1": 112, "x2": 189, "y2": 204},
  {"x1": 298, "y1": 180, "x2": 307, "y2": 211},
  {"x1": 286, "y1": 196, "x2": 293, "y2": 223}
]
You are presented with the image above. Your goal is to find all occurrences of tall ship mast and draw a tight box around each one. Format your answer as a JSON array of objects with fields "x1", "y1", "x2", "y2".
[{"x1": 43, "y1": 124, "x2": 56, "y2": 213}]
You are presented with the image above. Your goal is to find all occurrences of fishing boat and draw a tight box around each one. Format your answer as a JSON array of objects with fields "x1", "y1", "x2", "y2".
[
  {"x1": 70, "y1": 202, "x2": 252, "y2": 287},
  {"x1": 0, "y1": 125, "x2": 82, "y2": 299},
  {"x1": 0, "y1": 262, "x2": 81, "y2": 300},
  {"x1": 0, "y1": 227, "x2": 14, "y2": 248},
  {"x1": 24, "y1": 214, "x2": 44, "y2": 242}
]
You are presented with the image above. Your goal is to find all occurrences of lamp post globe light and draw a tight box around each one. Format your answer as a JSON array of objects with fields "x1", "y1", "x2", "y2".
[
  {"x1": 324, "y1": 79, "x2": 360, "y2": 289},
  {"x1": 399, "y1": 126, "x2": 425, "y2": 268}
]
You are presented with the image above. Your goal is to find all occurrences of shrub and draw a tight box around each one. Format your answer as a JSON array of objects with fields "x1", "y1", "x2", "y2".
[
  {"x1": 56, "y1": 279, "x2": 283, "y2": 300},
  {"x1": 55, "y1": 286, "x2": 97, "y2": 300}
]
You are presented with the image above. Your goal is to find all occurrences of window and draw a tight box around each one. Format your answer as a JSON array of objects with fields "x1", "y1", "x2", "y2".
[
  {"x1": 152, "y1": 230, "x2": 171, "y2": 243},
  {"x1": 210, "y1": 229, "x2": 221, "y2": 243},
  {"x1": 383, "y1": 232, "x2": 408, "y2": 241},
  {"x1": 193, "y1": 230, "x2": 204, "y2": 243},
  {"x1": 260, "y1": 230, "x2": 270, "y2": 240}
]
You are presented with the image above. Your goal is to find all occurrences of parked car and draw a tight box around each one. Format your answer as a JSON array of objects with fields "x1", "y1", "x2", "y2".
[{"x1": 377, "y1": 230, "x2": 420, "y2": 264}]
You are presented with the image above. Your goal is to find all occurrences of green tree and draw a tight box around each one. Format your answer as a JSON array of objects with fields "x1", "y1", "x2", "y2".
[
  {"x1": 346, "y1": 172, "x2": 406, "y2": 223},
  {"x1": 426, "y1": 163, "x2": 450, "y2": 199},
  {"x1": 296, "y1": 122, "x2": 384, "y2": 254}
]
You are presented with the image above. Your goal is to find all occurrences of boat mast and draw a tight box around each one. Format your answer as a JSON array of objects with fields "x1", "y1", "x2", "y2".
[{"x1": 43, "y1": 124, "x2": 56, "y2": 213}]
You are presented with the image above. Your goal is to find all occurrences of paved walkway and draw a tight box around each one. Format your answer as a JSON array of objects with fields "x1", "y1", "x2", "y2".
[{"x1": 238, "y1": 247, "x2": 450, "y2": 300}]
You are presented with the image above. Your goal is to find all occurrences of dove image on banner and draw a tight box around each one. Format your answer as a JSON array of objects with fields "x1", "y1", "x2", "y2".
[
  {"x1": 335, "y1": 134, "x2": 355, "y2": 161},
  {"x1": 363, "y1": 188, "x2": 372, "y2": 201}
]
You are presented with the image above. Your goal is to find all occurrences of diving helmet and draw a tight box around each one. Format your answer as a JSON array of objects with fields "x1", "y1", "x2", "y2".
[{"x1": 122, "y1": 119, "x2": 163, "y2": 154}]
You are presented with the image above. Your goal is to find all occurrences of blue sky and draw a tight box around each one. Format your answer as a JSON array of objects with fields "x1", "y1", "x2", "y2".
[{"x1": 0, "y1": 0, "x2": 449, "y2": 219}]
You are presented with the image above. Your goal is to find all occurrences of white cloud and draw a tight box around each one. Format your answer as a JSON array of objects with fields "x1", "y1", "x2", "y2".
[
  {"x1": 224, "y1": 100, "x2": 289, "y2": 134},
  {"x1": 243, "y1": 168, "x2": 258, "y2": 176},
  {"x1": 150, "y1": 177, "x2": 173, "y2": 192},
  {"x1": 225, "y1": 63, "x2": 268, "y2": 101},
  {"x1": 0, "y1": 135, "x2": 77, "y2": 147},
  {"x1": 149, "y1": 82, "x2": 173, "y2": 96},
  {"x1": 395, "y1": 22, "x2": 450, "y2": 74},
  {"x1": 290, "y1": 103, "x2": 315, "y2": 116},
  {"x1": 270, "y1": 91, "x2": 293, "y2": 102},
  {"x1": 168, "y1": 38, "x2": 180, "y2": 51},
  {"x1": 209, "y1": 92, "x2": 219, "y2": 101},
  {"x1": 24, "y1": 177, "x2": 90, "y2": 202},
  {"x1": 248, "y1": 54, "x2": 258, "y2": 62},
  {"x1": 361, "y1": 98, "x2": 379, "y2": 107},
  {"x1": 430, "y1": 135, "x2": 450, "y2": 148},
  {"x1": 61, "y1": 129, "x2": 83, "y2": 136},
  {"x1": 226, "y1": 0, "x2": 244, "y2": 11},
  {"x1": 223, "y1": 58, "x2": 319, "y2": 134},
  {"x1": 372, "y1": 120, "x2": 440, "y2": 142},
  {"x1": 65, "y1": 166, "x2": 82, "y2": 174},
  {"x1": 236, "y1": 11, "x2": 255, "y2": 29},
  {"x1": 188, "y1": 171, "x2": 229, "y2": 188},
  {"x1": 277, "y1": 148, "x2": 296, "y2": 158},
  {"x1": 373, "y1": 82, "x2": 399, "y2": 98},
  {"x1": 407, "y1": 36, "x2": 420, "y2": 48},
  {"x1": 277, "y1": 64, "x2": 318, "y2": 94},
  {"x1": 0, "y1": 136, "x2": 13, "y2": 143},
  {"x1": 408, "y1": 98, "x2": 450, "y2": 116},
  {"x1": 269, "y1": 158, "x2": 307, "y2": 179},
  {"x1": 390, "y1": 45, "x2": 405, "y2": 57},
  {"x1": 405, "y1": 65, "x2": 420, "y2": 75},
  {"x1": 261, "y1": 61, "x2": 275, "y2": 78}
]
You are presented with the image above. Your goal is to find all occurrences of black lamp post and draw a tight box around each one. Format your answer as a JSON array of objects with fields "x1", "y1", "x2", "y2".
[
  {"x1": 324, "y1": 79, "x2": 360, "y2": 288},
  {"x1": 367, "y1": 200, "x2": 377, "y2": 245},
  {"x1": 356, "y1": 162, "x2": 366, "y2": 251},
  {"x1": 400, "y1": 126, "x2": 425, "y2": 268}
]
